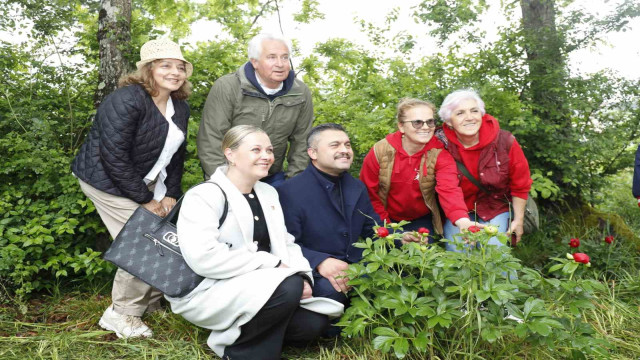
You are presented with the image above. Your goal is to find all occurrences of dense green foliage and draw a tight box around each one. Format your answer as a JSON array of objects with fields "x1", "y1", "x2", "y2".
[
  {"x1": 0, "y1": 24, "x2": 113, "y2": 301},
  {"x1": 339, "y1": 225, "x2": 611, "y2": 358}
]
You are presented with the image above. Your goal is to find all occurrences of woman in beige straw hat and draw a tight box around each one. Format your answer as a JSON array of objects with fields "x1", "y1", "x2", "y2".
[{"x1": 71, "y1": 38, "x2": 192, "y2": 338}]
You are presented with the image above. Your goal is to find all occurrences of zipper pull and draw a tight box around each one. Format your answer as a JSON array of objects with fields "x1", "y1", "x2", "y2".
[{"x1": 154, "y1": 239, "x2": 164, "y2": 256}]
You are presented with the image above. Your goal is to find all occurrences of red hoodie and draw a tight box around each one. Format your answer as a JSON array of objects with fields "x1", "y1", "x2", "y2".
[
  {"x1": 442, "y1": 114, "x2": 532, "y2": 214},
  {"x1": 360, "y1": 131, "x2": 469, "y2": 224}
]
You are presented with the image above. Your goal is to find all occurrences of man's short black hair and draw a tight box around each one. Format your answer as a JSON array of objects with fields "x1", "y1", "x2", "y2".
[{"x1": 306, "y1": 123, "x2": 347, "y2": 149}]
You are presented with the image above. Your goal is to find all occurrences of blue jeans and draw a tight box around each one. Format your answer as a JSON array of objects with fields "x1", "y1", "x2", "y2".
[
  {"x1": 443, "y1": 211, "x2": 510, "y2": 252},
  {"x1": 443, "y1": 211, "x2": 516, "y2": 280}
]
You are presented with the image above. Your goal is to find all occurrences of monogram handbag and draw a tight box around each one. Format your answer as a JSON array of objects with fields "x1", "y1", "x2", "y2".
[{"x1": 103, "y1": 182, "x2": 227, "y2": 297}]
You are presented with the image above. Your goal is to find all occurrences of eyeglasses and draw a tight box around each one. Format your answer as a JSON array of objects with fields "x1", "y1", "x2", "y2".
[{"x1": 402, "y1": 119, "x2": 436, "y2": 129}]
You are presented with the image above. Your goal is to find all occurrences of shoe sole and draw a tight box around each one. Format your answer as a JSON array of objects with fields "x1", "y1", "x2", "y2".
[{"x1": 99, "y1": 318, "x2": 153, "y2": 339}]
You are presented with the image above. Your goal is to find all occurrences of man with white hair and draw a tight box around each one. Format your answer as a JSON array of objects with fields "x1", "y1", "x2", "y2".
[{"x1": 197, "y1": 33, "x2": 314, "y2": 186}]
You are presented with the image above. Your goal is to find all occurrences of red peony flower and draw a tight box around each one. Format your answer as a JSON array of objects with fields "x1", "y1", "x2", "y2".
[
  {"x1": 604, "y1": 235, "x2": 614, "y2": 244},
  {"x1": 376, "y1": 227, "x2": 389, "y2": 238},
  {"x1": 569, "y1": 238, "x2": 580, "y2": 248},
  {"x1": 418, "y1": 227, "x2": 430, "y2": 235},
  {"x1": 468, "y1": 225, "x2": 481, "y2": 233},
  {"x1": 572, "y1": 252, "x2": 590, "y2": 264}
]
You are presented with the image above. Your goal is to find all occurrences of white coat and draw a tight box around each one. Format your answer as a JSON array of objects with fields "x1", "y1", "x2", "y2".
[{"x1": 166, "y1": 166, "x2": 343, "y2": 357}]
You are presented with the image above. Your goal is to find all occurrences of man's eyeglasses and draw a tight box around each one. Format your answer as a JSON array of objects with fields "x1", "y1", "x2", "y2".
[{"x1": 402, "y1": 119, "x2": 436, "y2": 129}]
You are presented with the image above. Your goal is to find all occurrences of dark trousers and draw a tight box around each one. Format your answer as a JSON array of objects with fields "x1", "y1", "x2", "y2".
[{"x1": 223, "y1": 275, "x2": 329, "y2": 360}]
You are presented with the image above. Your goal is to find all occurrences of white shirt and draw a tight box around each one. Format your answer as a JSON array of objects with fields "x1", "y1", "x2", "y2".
[
  {"x1": 256, "y1": 74, "x2": 283, "y2": 95},
  {"x1": 144, "y1": 97, "x2": 185, "y2": 201}
]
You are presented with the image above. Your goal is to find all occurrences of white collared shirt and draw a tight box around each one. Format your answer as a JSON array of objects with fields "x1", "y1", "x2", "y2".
[{"x1": 144, "y1": 97, "x2": 185, "y2": 201}]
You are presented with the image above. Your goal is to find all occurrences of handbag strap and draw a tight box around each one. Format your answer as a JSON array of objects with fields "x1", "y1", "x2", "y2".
[
  {"x1": 209, "y1": 183, "x2": 228, "y2": 227},
  {"x1": 159, "y1": 181, "x2": 228, "y2": 229},
  {"x1": 456, "y1": 161, "x2": 491, "y2": 195},
  {"x1": 457, "y1": 161, "x2": 516, "y2": 210}
]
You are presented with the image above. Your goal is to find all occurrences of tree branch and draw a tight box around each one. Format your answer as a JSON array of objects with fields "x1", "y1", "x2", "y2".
[{"x1": 250, "y1": 0, "x2": 275, "y2": 29}]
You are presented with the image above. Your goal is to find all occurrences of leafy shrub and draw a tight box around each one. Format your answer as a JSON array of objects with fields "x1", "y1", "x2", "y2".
[
  {"x1": 339, "y1": 223, "x2": 609, "y2": 358},
  {"x1": 0, "y1": 131, "x2": 114, "y2": 302},
  {"x1": 595, "y1": 169, "x2": 640, "y2": 234}
]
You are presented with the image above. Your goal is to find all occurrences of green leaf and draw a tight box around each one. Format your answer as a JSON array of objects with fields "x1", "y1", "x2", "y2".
[
  {"x1": 476, "y1": 290, "x2": 491, "y2": 302},
  {"x1": 393, "y1": 337, "x2": 409, "y2": 359},
  {"x1": 548, "y1": 263, "x2": 563, "y2": 273},
  {"x1": 372, "y1": 335, "x2": 394, "y2": 353},
  {"x1": 481, "y1": 327, "x2": 502, "y2": 343},
  {"x1": 373, "y1": 327, "x2": 399, "y2": 337},
  {"x1": 528, "y1": 320, "x2": 551, "y2": 336},
  {"x1": 544, "y1": 278, "x2": 561, "y2": 287},
  {"x1": 514, "y1": 323, "x2": 528, "y2": 338},
  {"x1": 413, "y1": 331, "x2": 429, "y2": 351},
  {"x1": 366, "y1": 262, "x2": 380, "y2": 273},
  {"x1": 538, "y1": 318, "x2": 564, "y2": 329}
]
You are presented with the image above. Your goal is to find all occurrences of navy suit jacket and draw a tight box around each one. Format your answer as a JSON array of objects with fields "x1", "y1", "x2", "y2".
[
  {"x1": 277, "y1": 164, "x2": 381, "y2": 270},
  {"x1": 634, "y1": 144, "x2": 640, "y2": 198}
]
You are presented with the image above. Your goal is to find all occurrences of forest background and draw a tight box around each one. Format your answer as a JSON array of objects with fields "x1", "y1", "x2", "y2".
[{"x1": 1, "y1": 0, "x2": 640, "y2": 359}]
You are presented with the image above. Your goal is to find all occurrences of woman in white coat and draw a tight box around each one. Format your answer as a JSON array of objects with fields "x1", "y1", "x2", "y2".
[{"x1": 168, "y1": 125, "x2": 343, "y2": 360}]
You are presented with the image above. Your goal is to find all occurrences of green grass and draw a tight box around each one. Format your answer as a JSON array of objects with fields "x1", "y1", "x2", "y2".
[
  {"x1": 3, "y1": 265, "x2": 640, "y2": 359},
  {"x1": 2, "y1": 202, "x2": 640, "y2": 359},
  {"x1": 0, "y1": 289, "x2": 392, "y2": 360}
]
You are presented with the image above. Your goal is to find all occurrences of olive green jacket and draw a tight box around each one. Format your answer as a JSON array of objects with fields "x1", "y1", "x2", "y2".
[{"x1": 197, "y1": 64, "x2": 314, "y2": 179}]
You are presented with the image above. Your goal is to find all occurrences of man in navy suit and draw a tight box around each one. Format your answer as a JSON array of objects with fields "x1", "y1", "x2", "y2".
[{"x1": 277, "y1": 123, "x2": 381, "y2": 306}]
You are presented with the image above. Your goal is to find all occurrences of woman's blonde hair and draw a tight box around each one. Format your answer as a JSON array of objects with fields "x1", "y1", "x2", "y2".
[
  {"x1": 222, "y1": 125, "x2": 267, "y2": 163},
  {"x1": 118, "y1": 61, "x2": 192, "y2": 100},
  {"x1": 396, "y1": 98, "x2": 437, "y2": 123}
]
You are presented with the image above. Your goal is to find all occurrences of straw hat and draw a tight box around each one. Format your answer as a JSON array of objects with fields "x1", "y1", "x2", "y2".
[{"x1": 135, "y1": 38, "x2": 193, "y2": 77}]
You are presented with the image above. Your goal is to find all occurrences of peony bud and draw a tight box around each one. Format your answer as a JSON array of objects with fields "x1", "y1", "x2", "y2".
[
  {"x1": 484, "y1": 225, "x2": 499, "y2": 236},
  {"x1": 566, "y1": 253, "x2": 574, "y2": 260},
  {"x1": 604, "y1": 235, "x2": 614, "y2": 244},
  {"x1": 569, "y1": 238, "x2": 580, "y2": 248},
  {"x1": 376, "y1": 227, "x2": 390, "y2": 238},
  {"x1": 572, "y1": 252, "x2": 590, "y2": 264},
  {"x1": 418, "y1": 227, "x2": 430, "y2": 235}
]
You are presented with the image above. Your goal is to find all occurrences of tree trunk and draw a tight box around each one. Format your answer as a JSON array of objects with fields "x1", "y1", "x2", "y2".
[
  {"x1": 520, "y1": 0, "x2": 567, "y2": 124},
  {"x1": 519, "y1": 0, "x2": 584, "y2": 206},
  {"x1": 94, "y1": 0, "x2": 131, "y2": 108}
]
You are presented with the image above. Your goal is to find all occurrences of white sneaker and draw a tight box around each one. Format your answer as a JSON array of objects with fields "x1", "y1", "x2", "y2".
[{"x1": 99, "y1": 305, "x2": 153, "y2": 338}]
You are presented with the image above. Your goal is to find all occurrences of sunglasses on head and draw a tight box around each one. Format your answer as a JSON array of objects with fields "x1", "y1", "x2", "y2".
[{"x1": 402, "y1": 119, "x2": 436, "y2": 129}]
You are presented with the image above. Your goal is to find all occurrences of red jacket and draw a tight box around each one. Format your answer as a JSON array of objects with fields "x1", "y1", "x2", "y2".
[
  {"x1": 360, "y1": 131, "x2": 469, "y2": 224},
  {"x1": 442, "y1": 114, "x2": 532, "y2": 220}
]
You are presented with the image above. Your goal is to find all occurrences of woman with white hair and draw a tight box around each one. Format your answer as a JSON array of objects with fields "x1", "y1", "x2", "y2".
[
  {"x1": 168, "y1": 125, "x2": 343, "y2": 360},
  {"x1": 438, "y1": 89, "x2": 532, "y2": 250}
]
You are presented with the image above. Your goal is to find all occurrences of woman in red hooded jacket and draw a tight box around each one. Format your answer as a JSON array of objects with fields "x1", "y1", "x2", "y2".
[
  {"x1": 360, "y1": 98, "x2": 474, "y2": 239},
  {"x1": 437, "y1": 89, "x2": 532, "y2": 250}
]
